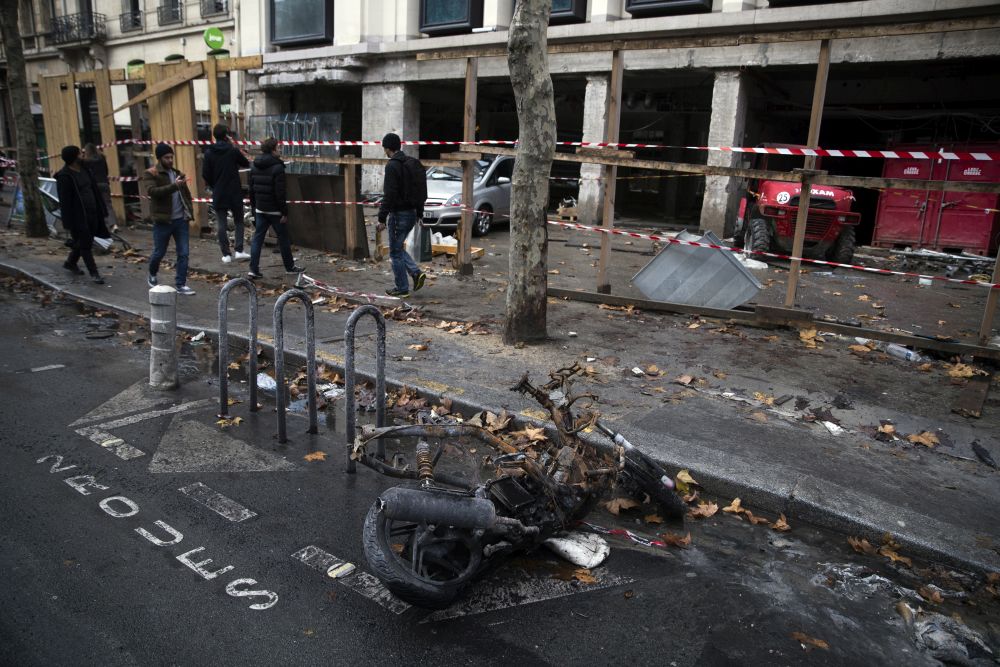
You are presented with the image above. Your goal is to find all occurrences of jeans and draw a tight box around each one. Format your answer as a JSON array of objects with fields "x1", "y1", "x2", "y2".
[
  {"x1": 149, "y1": 218, "x2": 189, "y2": 288},
  {"x1": 213, "y1": 198, "x2": 244, "y2": 255},
  {"x1": 388, "y1": 210, "x2": 420, "y2": 291},
  {"x1": 250, "y1": 212, "x2": 294, "y2": 273}
]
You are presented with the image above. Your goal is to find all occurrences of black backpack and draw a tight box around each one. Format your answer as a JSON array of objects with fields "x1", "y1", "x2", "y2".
[{"x1": 400, "y1": 155, "x2": 427, "y2": 213}]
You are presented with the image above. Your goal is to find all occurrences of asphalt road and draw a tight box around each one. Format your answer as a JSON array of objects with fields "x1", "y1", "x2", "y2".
[{"x1": 1, "y1": 279, "x2": 995, "y2": 666}]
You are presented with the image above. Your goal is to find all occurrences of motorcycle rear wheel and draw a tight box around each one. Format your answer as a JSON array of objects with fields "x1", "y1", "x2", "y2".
[{"x1": 362, "y1": 498, "x2": 483, "y2": 609}]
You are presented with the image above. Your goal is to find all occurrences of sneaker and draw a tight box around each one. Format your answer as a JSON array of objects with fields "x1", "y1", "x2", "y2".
[
  {"x1": 91, "y1": 274, "x2": 105, "y2": 285},
  {"x1": 247, "y1": 270, "x2": 263, "y2": 280},
  {"x1": 285, "y1": 265, "x2": 305, "y2": 274},
  {"x1": 385, "y1": 288, "x2": 410, "y2": 298},
  {"x1": 221, "y1": 255, "x2": 233, "y2": 264},
  {"x1": 234, "y1": 251, "x2": 251, "y2": 261},
  {"x1": 176, "y1": 285, "x2": 196, "y2": 296},
  {"x1": 63, "y1": 262, "x2": 84, "y2": 276},
  {"x1": 147, "y1": 273, "x2": 157, "y2": 287},
  {"x1": 413, "y1": 272, "x2": 427, "y2": 291}
]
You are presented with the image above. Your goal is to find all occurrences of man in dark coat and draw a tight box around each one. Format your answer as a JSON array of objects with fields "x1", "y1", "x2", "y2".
[
  {"x1": 56, "y1": 145, "x2": 107, "y2": 284},
  {"x1": 202, "y1": 123, "x2": 250, "y2": 264},
  {"x1": 143, "y1": 143, "x2": 196, "y2": 295},
  {"x1": 247, "y1": 137, "x2": 303, "y2": 279},
  {"x1": 377, "y1": 132, "x2": 426, "y2": 298}
]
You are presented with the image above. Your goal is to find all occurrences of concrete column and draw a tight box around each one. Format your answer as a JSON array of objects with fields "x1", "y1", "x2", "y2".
[
  {"x1": 361, "y1": 83, "x2": 420, "y2": 194},
  {"x1": 590, "y1": 0, "x2": 624, "y2": 22},
  {"x1": 576, "y1": 74, "x2": 610, "y2": 227},
  {"x1": 700, "y1": 69, "x2": 748, "y2": 237},
  {"x1": 149, "y1": 286, "x2": 178, "y2": 390}
]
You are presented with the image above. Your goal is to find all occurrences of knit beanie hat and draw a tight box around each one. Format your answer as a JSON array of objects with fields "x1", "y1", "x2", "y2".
[{"x1": 155, "y1": 142, "x2": 174, "y2": 160}]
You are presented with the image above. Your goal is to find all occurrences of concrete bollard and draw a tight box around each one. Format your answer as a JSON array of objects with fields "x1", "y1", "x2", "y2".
[{"x1": 149, "y1": 285, "x2": 178, "y2": 390}]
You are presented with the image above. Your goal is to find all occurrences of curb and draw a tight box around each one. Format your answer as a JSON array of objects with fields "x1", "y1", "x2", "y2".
[{"x1": 3, "y1": 258, "x2": 997, "y2": 576}]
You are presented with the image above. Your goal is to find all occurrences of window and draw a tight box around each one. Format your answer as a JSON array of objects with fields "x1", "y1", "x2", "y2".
[
  {"x1": 270, "y1": 0, "x2": 332, "y2": 46},
  {"x1": 766, "y1": 0, "x2": 851, "y2": 6},
  {"x1": 624, "y1": 0, "x2": 711, "y2": 17},
  {"x1": 157, "y1": 0, "x2": 182, "y2": 25},
  {"x1": 550, "y1": 0, "x2": 586, "y2": 25},
  {"x1": 419, "y1": 0, "x2": 484, "y2": 36},
  {"x1": 120, "y1": 0, "x2": 141, "y2": 32},
  {"x1": 491, "y1": 158, "x2": 514, "y2": 184}
]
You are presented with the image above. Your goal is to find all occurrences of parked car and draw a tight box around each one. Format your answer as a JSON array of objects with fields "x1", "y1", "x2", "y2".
[{"x1": 422, "y1": 155, "x2": 514, "y2": 236}]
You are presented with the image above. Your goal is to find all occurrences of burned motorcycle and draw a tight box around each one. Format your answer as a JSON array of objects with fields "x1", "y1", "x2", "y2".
[{"x1": 352, "y1": 364, "x2": 686, "y2": 609}]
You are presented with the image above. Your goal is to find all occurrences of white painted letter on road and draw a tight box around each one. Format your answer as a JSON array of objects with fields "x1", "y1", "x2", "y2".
[
  {"x1": 64, "y1": 475, "x2": 110, "y2": 496},
  {"x1": 176, "y1": 547, "x2": 235, "y2": 580},
  {"x1": 37, "y1": 454, "x2": 77, "y2": 474},
  {"x1": 99, "y1": 496, "x2": 140, "y2": 518},
  {"x1": 135, "y1": 520, "x2": 184, "y2": 547},
  {"x1": 225, "y1": 579, "x2": 279, "y2": 611}
]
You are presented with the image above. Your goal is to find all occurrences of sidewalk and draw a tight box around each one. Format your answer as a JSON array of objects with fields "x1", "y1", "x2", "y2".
[{"x1": 1, "y1": 221, "x2": 998, "y2": 574}]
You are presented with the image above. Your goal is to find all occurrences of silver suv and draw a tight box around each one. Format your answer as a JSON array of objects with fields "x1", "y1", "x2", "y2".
[{"x1": 421, "y1": 156, "x2": 514, "y2": 236}]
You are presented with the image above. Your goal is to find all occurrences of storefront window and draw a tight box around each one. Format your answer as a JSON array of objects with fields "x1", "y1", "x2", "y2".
[
  {"x1": 270, "y1": 0, "x2": 333, "y2": 46},
  {"x1": 624, "y1": 0, "x2": 711, "y2": 17},
  {"x1": 419, "y1": 0, "x2": 484, "y2": 36}
]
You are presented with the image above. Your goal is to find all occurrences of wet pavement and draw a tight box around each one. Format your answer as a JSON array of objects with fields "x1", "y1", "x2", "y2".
[{"x1": 2, "y1": 282, "x2": 999, "y2": 666}]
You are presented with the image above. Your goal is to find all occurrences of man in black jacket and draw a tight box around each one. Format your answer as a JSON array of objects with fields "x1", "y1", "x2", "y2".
[
  {"x1": 56, "y1": 145, "x2": 107, "y2": 284},
  {"x1": 202, "y1": 123, "x2": 250, "y2": 264},
  {"x1": 377, "y1": 132, "x2": 426, "y2": 298},
  {"x1": 247, "y1": 138, "x2": 303, "y2": 278}
]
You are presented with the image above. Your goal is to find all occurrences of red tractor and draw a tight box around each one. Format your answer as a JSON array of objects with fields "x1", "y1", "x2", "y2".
[{"x1": 734, "y1": 149, "x2": 860, "y2": 264}]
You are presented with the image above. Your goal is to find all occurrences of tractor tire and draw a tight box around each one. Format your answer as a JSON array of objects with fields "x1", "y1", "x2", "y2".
[
  {"x1": 744, "y1": 218, "x2": 771, "y2": 255},
  {"x1": 829, "y1": 226, "x2": 856, "y2": 265}
]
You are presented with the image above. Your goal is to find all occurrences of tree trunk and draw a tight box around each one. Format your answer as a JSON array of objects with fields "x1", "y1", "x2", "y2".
[
  {"x1": 0, "y1": 0, "x2": 48, "y2": 237},
  {"x1": 503, "y1": 0, "x2": 555, "y2": 345}
]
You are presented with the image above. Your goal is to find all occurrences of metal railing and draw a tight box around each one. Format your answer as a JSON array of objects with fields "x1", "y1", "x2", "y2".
[
  {"x1": 217, "y1": 278, "x2": 259, "y2": 419},
  {"x1": 119, "y1": 10, "x2": 142, "y2": 32},
  {"x1": 273, "y1": 289, "x2": 317, "y2": 444},
  {"x1": 157, "y1": 2, "x2": 182, "y2": 26},
  {"x1": 200, "y1": 0, "x2": 228, "y2": 18},
  {"x1": 344, "y1": 305, "x2": 387, "y2": 473},
  {"x1": 49, "y1": 12, "x2": 107, "y2": 45}
]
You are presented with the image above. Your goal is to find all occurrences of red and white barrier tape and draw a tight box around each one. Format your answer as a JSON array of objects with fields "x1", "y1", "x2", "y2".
[
  {"x1": 546, "y1": 219, "x2": 1000, "y2": 289},
  {"x1": 297, "y1": 274, "x2": 401, "y2": 303}
]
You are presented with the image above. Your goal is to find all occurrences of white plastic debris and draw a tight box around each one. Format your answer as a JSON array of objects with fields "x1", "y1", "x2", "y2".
[
  {"x1": 544, "y1": 531, "x2": 611, "y2": 569},
  {"x1": 256, "y1": 372, "x2": 277, "y2": 395},
  {"x1": 568, "y1": 331, "x2": 578, "y2": 337},
  {"x1": 190, "y1": 331, "x2": 206, "y2": 342},
  {"x1": 822, "y1": 421, "x2": 845, "y2": 436},
  {"x1": 736, "y1": 252, "x2": 769, "y2": 271},
  {"x1": 631, "y1": 367, "x2": 645, "y2": 377},
  {"x1": 327, "y1": 562, "x2": 356, "y2": 579}
]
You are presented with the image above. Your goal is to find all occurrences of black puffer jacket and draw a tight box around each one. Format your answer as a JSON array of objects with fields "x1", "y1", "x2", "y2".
[
  {"x1": 202, "y1": 140, "x2": 249, "y2": 204},
  {"x1": 248, "y1": 153, "x2": 287, "y2": 216}
]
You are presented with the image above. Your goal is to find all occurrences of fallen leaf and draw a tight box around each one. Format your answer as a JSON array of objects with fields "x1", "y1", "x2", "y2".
[
  {"x1": 906, "y1": 431, "x2": 940, "y2": 448},
  {"x1": 227, "y1": 398, "x2": 241, "y2": 406},
  {"x1": 605, "y1": 497, "x2": 640, "y2": 515},
  {"x1": 674, "y1": 374, "x2": 694, "y2": 386},
  {"x1": 723, "y1": 498, "x2": 744, "y2": 514},
  {"x1": 713, "y1": 371, "x2": 728, "y2": 380},
  {"x1": 687, "y1": 322, "x2": 702, "y2": 329},
  {"x1": 644, "y1": 514, "x2": 664, "y2": 524},
  {"x1": 799, "y1": 329, "x2": 818, "y2": 349},
  {"x1": 688, "y1": 502, "x2": 719, "y2": 519},
  {"x1": 917, "y1": 363, "x2": 933, "y2": 372},
  {"x1": 743, "y1": 510, "x2": 770, "y2": 526},
  {"x1": 948, "y1": 363, "x2": 984, "y2": 378},
  {"x1": 791, "y1": 632, "x2": 830, "y2": 651},
  {"x1": 878, "y1": 545, "x2": 913, "y2": 567},
  {"x1": 623, "y1": 590, "x2": 635, "y2": 599},
  {"x1": 407, "y1": 343, "x2": 428, "y2": 351},
  {"x1": 849, "y1": 344, "x2": 872, "y2": 354},
  {"x1": 675, "y1": 469, "x2": 698, "y2": 489},
  {"x1": 918, "y1": 586, "x2": 944, "y2": 604},
  {"x1": 947, "y1": 302, "x2": 961, "y2": 309},
  {"x1": 572, "y1": 568, "x2": 596, "y2": 584},
  {"x1": 646, "y1": 364, "x2": 660, "y2": 375},
  {"x1": 749, "y1": 411, "x2": 768, "y2": 423},
  {"x1": 847, "y1": 536, "x2": 879, "y2": 556},
  {"x1": 659, "y1": 531, "x2": 692, "y2": 548},
  {"x1": 857, "y1": 294, "x2": 871, "y2": 302},
  {"x1": 878, "y1": 423, "x2": 897, "y2": 436},
  {"x1": 770, "y1": 514, "x2": 792, "y2": 532},
  {"x1": 303, "y1": 451, "x2": 328, "y2": 462}
]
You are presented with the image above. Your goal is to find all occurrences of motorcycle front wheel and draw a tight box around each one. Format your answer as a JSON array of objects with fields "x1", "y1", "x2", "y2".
[{"x1": 362, "y1": 498, "x2": 484, "y2": 609}]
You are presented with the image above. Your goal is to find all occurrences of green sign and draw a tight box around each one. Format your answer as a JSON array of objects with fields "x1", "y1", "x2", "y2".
[{"x1": 204, "y1": 27, "x2": 225, "y2": 50}]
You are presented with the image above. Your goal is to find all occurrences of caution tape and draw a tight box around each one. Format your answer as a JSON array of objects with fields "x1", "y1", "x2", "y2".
[
  {"x1": 578, "y1": 521, "x2": 675, "y2": 550},
  {"x1": 296, "y1": 274, "x2": 402, "y2": 304},
  {"x1": 545, "y1": 219, "x2": 1000, "y2": 289}
]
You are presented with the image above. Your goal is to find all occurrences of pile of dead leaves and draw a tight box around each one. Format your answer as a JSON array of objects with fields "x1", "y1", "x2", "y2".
[
  {"x1": 434, "y1": 320, "x2": 491, "y2": 336},
  {"x1": 847, "y1": 533, "x2": 913, "y2": 568}
]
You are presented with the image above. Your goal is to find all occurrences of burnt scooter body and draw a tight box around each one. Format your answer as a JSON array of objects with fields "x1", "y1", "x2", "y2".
[{"x1": 353, "y1": 364, "x2": 686, "y2": 609}]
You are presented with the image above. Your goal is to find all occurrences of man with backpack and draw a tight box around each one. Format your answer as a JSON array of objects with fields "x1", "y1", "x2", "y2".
[{"x1": 377, "y1": 132, "x2": 427, "y2": 298}]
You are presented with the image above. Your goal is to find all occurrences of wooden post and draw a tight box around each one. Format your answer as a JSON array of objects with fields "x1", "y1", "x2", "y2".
[
  {"x1": 454, "y1": 57, "x2": 477, "y2": 275},
  {"x1": 93, "y1": 69, "x2": 126, "y2": 224},
  {"x1": 980, "y1": 253, "x2": 1000, "y2": 345},
  {"x1": 595, "y1": 50, "x2": 623, "y2": 294},
  {"x1": 784, "y1": 39, "x2": 831, "y2": 308},
  {"x1": 344, "y1": 161, "x2": 362, "y2": 260},
  {"x1": 206, "y1": 56, "x2": 220, "y2": 129}
]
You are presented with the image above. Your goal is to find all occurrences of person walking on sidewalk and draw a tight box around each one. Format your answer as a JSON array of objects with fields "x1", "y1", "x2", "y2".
[
  {"x1": 56, "y1": 145, "x2": 107, "y2": 284},
  {"x1": 82, "y1": 143, "x2": 118, "y2": 230},
  {"x1": 377, "y1": 132, "x2": 426, "y2": 298},
  {"x1": 143, "y1": 143, "x2": 196, "y2": 295},
  {"x1": 202, "y1": 123, "x2": 251, "y2": 265},
  {"x1": 247, "y1": 138, "x2": 303, "y2": 279}
]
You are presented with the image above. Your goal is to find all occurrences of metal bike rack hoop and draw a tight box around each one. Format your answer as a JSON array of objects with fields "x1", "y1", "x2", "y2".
[
  {"x1": 218, "y1": 277, "x2": 259, "y2": 417},
  {"x1": 344, "y1": 304, "x2": 386, "y2": 473},
  {"x1": 273, "y1": 288, "x2": 318, "y2": 444}
]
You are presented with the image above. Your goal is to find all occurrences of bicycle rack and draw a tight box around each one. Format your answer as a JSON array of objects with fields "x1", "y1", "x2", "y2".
[
  {"x1": 273, "y1": 288, "x2": 317, "y2": 444},
  {"x1": 344, "y1": 305, "x2": 386, "y2": 473},
  {"x1": 217, "y1": 277, "x2": 259, "y2": 418}
]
